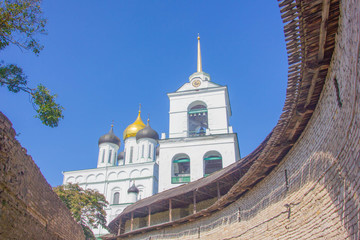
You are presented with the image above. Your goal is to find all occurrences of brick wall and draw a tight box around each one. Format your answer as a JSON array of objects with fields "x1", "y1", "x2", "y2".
[
  {"x1": 118, "y1": 0, "x2": 360, "y2": 239},
  {"x1": 0, "y1": 113, "x2": 84, "y2": 240}
]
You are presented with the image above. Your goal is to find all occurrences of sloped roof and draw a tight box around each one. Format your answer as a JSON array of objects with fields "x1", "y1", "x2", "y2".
[{"x1": 108, "y1": 0, "x2": 340, "y2": 236}]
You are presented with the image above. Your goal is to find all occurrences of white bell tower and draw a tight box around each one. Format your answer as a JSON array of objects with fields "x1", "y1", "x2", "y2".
[{"x1": 158, "y1": 35, "x2": 240, "y2": 192}]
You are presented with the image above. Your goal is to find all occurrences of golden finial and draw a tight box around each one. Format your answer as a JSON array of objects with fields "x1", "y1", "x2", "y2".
[
  {"x1": 139, "y1": 103, "x2": 141, "y2": 113},
  {"x1": 197, "y1": 33, "x2": 202, "y2": 72},
  {"x1": 147, "y1": 114, "x2": 150, "y2": 125},
  {"x1": 111, "y1": 120, "x2": 114, "y2": 128}
]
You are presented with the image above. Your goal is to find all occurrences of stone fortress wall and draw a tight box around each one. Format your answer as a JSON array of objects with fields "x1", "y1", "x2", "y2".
[
  {"x1": 0, "y1": 113, "x2": 84, "y2": 240},
  {"x1": 0, "y1": 0, "x2": 359, "y2": 239},
  {"x1": 114, "y1": 0, "x2": 360, "y2": 239}
]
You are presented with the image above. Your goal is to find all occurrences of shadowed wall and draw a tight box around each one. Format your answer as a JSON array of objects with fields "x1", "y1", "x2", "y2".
[{"x1": 0, "y1": 113, "x2": 84, "y2": 240}]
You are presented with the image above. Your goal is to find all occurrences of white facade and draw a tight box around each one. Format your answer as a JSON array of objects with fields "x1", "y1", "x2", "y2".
[
  {"x1": 97, "y1": 142, "x2": 119, "y2": 168},
  {"x1": 62, "y1": 36, "x2": 240, "y2": 237},
  {"x1": 63, "y1": 124, "x2": 159, "y2": 237},
  {"x1": 168, "y1": 73, "x2": 232, "y2": 138},
  {"x1": 158, "y1": 68, "x2": 240, "y2": 191},
  {"x1": 123, "y1": 137, "x2": 157, "y2": 165},
  {"x1": 158, "y1": 134, "x2": 239, "y2": 191}
]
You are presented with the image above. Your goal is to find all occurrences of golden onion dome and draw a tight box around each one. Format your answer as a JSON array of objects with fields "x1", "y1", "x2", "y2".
[{"x1": 123, "y1": 111, "x2": 146, "y2": 140}]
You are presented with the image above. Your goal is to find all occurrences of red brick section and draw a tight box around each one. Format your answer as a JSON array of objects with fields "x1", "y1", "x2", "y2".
[
  {"x1": 110, "y1": 0, "x2": 360, "y2": 239},
  {"x1": 0, "y1": 113, "x2": 84, "y2": 240}
]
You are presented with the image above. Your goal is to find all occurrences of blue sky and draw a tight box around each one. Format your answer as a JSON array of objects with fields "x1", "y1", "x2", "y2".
[{"x1": 0, "y1": 0, "x2": 288, "y2": 187}]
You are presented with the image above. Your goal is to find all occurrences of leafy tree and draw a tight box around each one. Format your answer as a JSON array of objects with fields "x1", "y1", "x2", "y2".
[
  {"x1": 54, "y1": 183, "x2": 109, "y2": 240},
  {"x1": 0, "y1": 0, "x2": 63, "y2": 127}
]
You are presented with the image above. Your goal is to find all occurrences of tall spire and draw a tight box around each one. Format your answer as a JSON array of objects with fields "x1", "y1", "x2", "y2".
[
  {"x1": 188, "y1": 34, "x2": 210, "y2": 83},
  {"x1": 197, "y1": 34, "x2": 202, "y2": 72}
]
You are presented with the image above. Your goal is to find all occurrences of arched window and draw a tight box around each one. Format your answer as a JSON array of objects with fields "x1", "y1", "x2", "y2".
[
  {"x1": 172, "y1": 154, "x2": 190, "y2": 184},
  {"x1": 108, "y1": 150, "x2": 112, "y2": 163},
  {"x1": 203, "y1": 151, "x2": 222, "y2": 177},
  {"x1": 188, "y1": 102, "x2": 208, "y2": 137},
  {"x1": 113, "y1": 192, "x2": 120, "y2": 204},
  {"x1": 148, "y1": 144, "x2": 152, "y2": 159},
  {"x1": 129, "y1": 146, "x2": 134, "y2": 163},
  {"x1": 137, "y1": 185, "x2": 145, "y2": 200},
  {"x1": 101, "y1": 150, "x2": 105, "y2": 163}
]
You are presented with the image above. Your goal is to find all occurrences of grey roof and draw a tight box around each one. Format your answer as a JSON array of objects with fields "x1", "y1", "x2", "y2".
[
  {"x1": 98, "y1": 126, "x2": 121, "y2": 147},
  {"x1": 127, "y1": 183, "x2": 139, "y2": 194},
  {"x1": 136, "y1": 122, "x2": 159, "y2": 141}
]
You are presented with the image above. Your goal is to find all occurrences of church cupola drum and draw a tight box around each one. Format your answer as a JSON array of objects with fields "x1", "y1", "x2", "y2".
[
  {"x1": 127, "y1": 183, "x2": 139, "y2": 203},
  {"x1": 97, "y1": 124, "x2": 120, "y2": 167},
  {"x1": 63, "y1": 114, "x2": 159, "y2": 238},
  {"x1": 122, "y1": 109, "x2": 156, "y2": 165},
  {"x1": 136, "y1": 119, "x2": 159, "y2": 162}
]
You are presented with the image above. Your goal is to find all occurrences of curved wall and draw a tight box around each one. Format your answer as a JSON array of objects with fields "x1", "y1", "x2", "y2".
[{"x1": 116, "y1": 0, "x2": 360, "y2": 239}]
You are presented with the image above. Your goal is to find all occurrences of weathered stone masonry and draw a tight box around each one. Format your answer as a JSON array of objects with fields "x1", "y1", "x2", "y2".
[
  {"x1": 0, "y1": 113, "x2": 84, "y2": 240},
  {"x1": 108, "y1": 0, "x2": 360, "y2": 239}
]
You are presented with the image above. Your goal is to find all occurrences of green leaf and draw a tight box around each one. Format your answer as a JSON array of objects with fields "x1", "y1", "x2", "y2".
[
  {"x1": 32, "y1": 84, "x2": 64, "y2": 127},
  {"x1": 53, "y1": 183, "x2": 109, "y2": 238},
  {"x1": 0, "y1": 0, "x2": 64, "y2": 127}
]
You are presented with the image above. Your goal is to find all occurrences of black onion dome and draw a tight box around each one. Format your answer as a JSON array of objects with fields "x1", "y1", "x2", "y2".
[
  {"x1": 136, "y1": 120, "x2": 159, "y2": 141},
  {"x1": 117, "y1": 151, "x2": 124, "y2": 160},
  {"x1": 98, "y1": 126, "x2": 121, "y2": 147},
  {"x1": 128, "y1": 183, "x2": 139, "y2": 194}
]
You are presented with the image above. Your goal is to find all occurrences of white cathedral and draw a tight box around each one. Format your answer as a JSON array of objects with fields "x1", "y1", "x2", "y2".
[{"x1": 62, "y1": 36, "x2": 240, "y2": 237}]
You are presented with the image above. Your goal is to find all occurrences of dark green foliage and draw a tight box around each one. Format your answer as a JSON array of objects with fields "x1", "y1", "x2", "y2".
[
  {"x1": 0, "y1": 62, "x2": 27, "y2": 93},
  {"x1": 0, "y1": 62, "x2": 64, "y2": 127},
  {"x1": 54, "y1": 183, "x2": 109, "y2": 240},
  {"x1": 0, "y1": 0, "x2": 46, "y2": 54},
  {"x1": 0, "y1": 0, "x2": 64, "y2": 127},
  {"x1": 33, "y1": 84, "x2": 64, "y2": 127}
]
